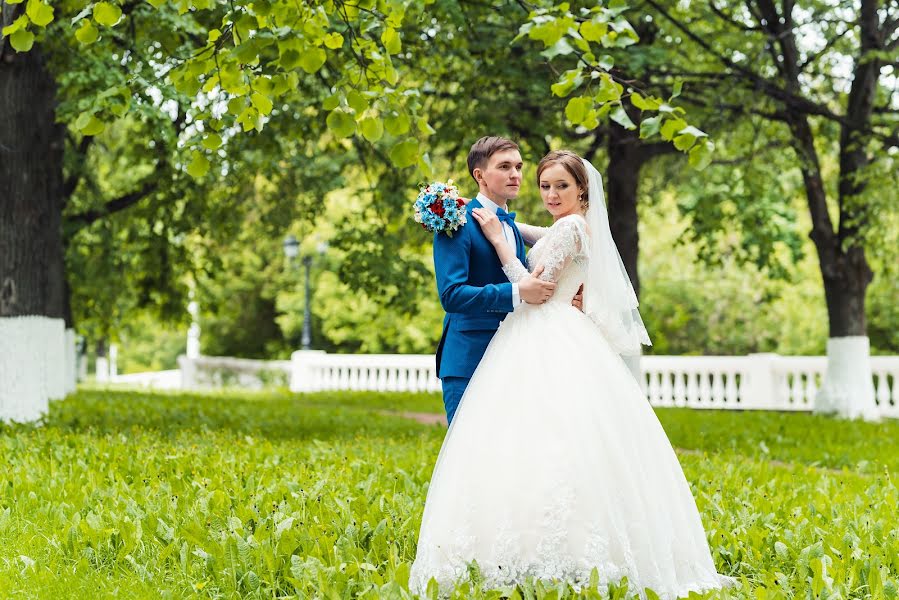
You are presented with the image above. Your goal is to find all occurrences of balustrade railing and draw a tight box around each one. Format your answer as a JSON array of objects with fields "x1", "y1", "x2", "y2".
[{"x1": 113, "y1": 351, "x2": 899, "y2": 418}]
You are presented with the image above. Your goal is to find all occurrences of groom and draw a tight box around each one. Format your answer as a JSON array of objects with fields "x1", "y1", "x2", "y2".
[{"x1": 433, "y1": 136, "x2": 558, "y2": 424}]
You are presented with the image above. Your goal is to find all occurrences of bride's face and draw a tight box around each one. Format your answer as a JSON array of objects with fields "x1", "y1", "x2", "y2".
[{"x1": 539, "y1": 163, "x2": 583, "y2": 220}]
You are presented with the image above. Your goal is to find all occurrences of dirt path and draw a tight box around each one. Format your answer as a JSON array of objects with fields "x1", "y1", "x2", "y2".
[{"x1": 380, "y1": 410, "x2": 448, "y2": 426}]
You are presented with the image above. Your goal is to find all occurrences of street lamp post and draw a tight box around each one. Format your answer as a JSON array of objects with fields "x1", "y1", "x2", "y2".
[
  {"x1": 283, "y1": 235, "x2": 327, "y2": 351},
  {"x1": 301, "y1": 254, "x2": 312, "y2": 350}
]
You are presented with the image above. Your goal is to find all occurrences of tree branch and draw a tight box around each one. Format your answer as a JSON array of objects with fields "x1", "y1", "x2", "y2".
[
  {"x1": 65, "y1": 180, "x2": 158, "y2": 227},
  {"x1": 639, "y1": 141, "x2": 679, "y2": 160},
  {"x1": 797, "y1": 26, "x2": 851, "y2": 72},
  {"x1": 646, "y1": 0, "x2": 897, "y2": 147},
  {"x1": 707, "y1": 0, "x2": 763, "y2": 32},
  {"x1": 0, "y1": 2, "x2": 24, "y2": 60}
]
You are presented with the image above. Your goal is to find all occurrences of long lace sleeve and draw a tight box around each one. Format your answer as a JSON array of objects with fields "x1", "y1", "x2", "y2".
[
  {"x1": 516, "y1": 222, "x2": 550, "y2": 247},
  {"x1": 501, "y1": 258, "x2": 530, "y2": 283},
  {"x1": 533, "y1": 216, "x2": 588, "y2": 283}
]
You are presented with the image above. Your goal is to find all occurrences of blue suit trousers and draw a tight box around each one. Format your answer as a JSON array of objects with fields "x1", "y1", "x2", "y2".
[{"x1": 441, "y1": 376, "x2": 470, "y2": 426}]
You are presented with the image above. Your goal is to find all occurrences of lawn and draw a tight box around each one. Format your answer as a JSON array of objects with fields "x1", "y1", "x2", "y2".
[{"x1": 1, "y1": 389, "x2": 897, "y2": 599}]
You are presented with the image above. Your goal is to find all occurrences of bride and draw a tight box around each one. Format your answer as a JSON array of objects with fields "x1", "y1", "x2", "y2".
[{"x1": 408, "y1": 151, "x2": 736, "y2": 598}]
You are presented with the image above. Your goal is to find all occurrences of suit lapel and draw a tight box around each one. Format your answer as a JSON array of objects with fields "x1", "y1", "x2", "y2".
[
  {"x1": 469, "y1": 196, "x2": 527, "y2": 266},
  {"x1": 511, "y1": 222, "x2": 527, "y2": 264}
]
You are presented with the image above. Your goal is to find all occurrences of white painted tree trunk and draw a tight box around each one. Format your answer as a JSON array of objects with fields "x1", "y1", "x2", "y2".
[
  {"x1": 109, "y1": 344, "x2": 118, "y2": 378},
  {"x1": 44, "y1": 320, "x2": 66, "y2": 401},
  {"x1": 815, "y1": 336, "x2": 880, "y2": 421},
  {"x1": 0, "y1": 316, "x2": 65, "y2": 423},
  {"x1": 64, "y1": 328, "x2": 77, "y2": 395},
  {"x1": 96, "y1": 357, "x2": 110, "y2": 382}
]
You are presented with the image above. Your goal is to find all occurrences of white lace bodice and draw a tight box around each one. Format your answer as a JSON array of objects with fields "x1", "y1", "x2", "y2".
[{"x1": 502, "y1": 214, "x2": 588, "y2": 304}]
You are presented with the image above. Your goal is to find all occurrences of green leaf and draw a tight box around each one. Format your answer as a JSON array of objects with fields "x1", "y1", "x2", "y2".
[
  {"x1": 323, "y1": 32, "x2": 343, "y2": 49},
  {"x1": 670, "y1": 80, "x2": 684, "y2": 101},
  {"x1": 207, "y1": 29, "x2": 221, "y2": 43},
  {"x1": 580, "y1": 20, "x2": 607, "y2": 43},
  {"x1": 381, "y1": 27, "x2": 401, "y2": 54},
  {"x1": 384, "y1": 113, "x2": 410, "y2": 136},
  {"x1": 10, "y1": 29, "x2": 35, "y2": 52},
  {"x1": 299, "y1": 48, "x2": 327, "y2": 74},
  {"x1": 610, "y1": 105, "x2": 636, "y2": 129},
  {"x1": 565, "y1": 96, "x2": 592, "y2": 125},
  {"x1": 360, "y1": 117, "x2": 384, "y2": 143},
  {"x1": 26, "y1": 0, "x2": 54, "y2": 27},
  {"x1": 674, "y1": 132, "x2": 697, "y2": 151},
  {"x1": 326, "y1": 110, "x2": 356, "y2": 139},
  {"x1": 236, "y1": 106, "x2": 260, "y2": 131},
  {"x1": 202, "y1": 133, "x2": 223, "y2": 150},
  {"x1": 187, "y1": 151, "x2": 210, "y2": 178},
  {"x1": 660, "y1": 117, "x2": 687, "y2": 140},
  {"x1": 74, "y1": 112, "x2": 105, "y2": 135},
  {"x1": 346, "y1": 90, "x2": 367, "y2": 113},
  {"x1": 774, "y1": 541, "x2": 789, "y2": 558},
  {"x1": 630, "y1": 92, "x2": 661, "y2": 111},
  {"x1": 250, "y1": 92, "x2": 273, "y2": 116},
  {"x1": 594, "y1": 73, "x2": 623, "y2": 103},
  {"x1": 418, "y1": 152, "x2": 434, "y2": 178},
  {"x1": 93, "y1": 2, "x2": 122, "y2": 26},
  {"x1": 678, "y1": 125, "x2": 708, "y2": 139},
  {"x1": 639, "y1": 115, "x2": 661, "y2": 139},
  {"x1": 688, "y1": 140, "x2": 714, "y2": 169},
  {"x1": 541, "y1": 38, "x2": 574, "y2": 60},
  {"x1": 75, "y1": 20, "x2": 99, "y2": 44},
  {"x1": 528, "y1": 17, "x2": 572, "y2": 47},
  {"x1": 322, "y1": 95, "x2": 340, "y2": 111},
  {"x1": 550, "y1": 69, "x2": 584, "y2": 98},
  {"x1": 417, "y1": 117, "x2": 435, "y2": 136},
  {"x1": 389, "y1": 138, "x2": 419, "y2": 169},
  {"x1": 2, "y1": 15, "x2": 28, "y2": 35}
]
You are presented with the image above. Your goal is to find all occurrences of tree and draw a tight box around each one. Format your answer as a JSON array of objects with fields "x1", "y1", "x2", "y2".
[
  {"x1": 640, "y1": 0, "x2": 899, "y2": 418},
  {"x1": 2, "y1": 0, "x2": 701, "y2": 421}
]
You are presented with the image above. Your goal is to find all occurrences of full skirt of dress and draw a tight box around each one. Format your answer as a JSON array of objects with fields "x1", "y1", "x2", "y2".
[{"x1": 409, "y1": 301, "x2": 735, "y2": 598}]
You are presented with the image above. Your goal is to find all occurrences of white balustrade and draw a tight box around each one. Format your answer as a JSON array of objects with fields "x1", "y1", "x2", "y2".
[
  {"x1": 290, "y1": 351, "x2": 441, "y2": 393},
  {"x1": 176, "y1": 355, "x2": 292, "y2": 390},
  {"x1": 96, "y1": 350, "x2": 899, "y2": 419},
  {"x1": 639, "y1": 354, "x2": 899, "y2": 418}
]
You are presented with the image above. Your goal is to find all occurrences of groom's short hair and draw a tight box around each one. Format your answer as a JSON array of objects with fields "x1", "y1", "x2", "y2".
[{"x1": 467, "y1": 136, "x2": 520, "y2": 182}]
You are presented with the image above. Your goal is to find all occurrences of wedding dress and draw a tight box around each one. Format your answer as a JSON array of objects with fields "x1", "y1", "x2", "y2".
[{"x1": 409, "y1": 214, "x2": 735, "y2": 598}]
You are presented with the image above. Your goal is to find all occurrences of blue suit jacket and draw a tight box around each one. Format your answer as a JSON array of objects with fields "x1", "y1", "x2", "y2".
[{"x1": 433, "y1": 198, "x2": 528, "y2": 378}]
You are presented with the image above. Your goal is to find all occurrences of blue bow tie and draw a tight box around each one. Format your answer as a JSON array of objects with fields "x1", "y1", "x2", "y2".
[{"x1": 496, "y1": 208, "x2": 516, "y2": 223}]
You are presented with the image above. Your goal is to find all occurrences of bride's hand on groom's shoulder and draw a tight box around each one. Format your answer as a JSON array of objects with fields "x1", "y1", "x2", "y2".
[{"x1": 471, "y1": 208, "x2": 504, "y2": 244}]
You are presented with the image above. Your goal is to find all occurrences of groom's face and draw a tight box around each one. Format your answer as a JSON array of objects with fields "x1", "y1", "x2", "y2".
[{"x1": 475, "y1": 149, "x2": 523, "y2": 202}]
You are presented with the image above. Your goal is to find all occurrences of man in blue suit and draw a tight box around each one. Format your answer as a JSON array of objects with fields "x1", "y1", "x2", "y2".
[{"x1": 433, "y1": 136, "x2": 558, "y2": 424}]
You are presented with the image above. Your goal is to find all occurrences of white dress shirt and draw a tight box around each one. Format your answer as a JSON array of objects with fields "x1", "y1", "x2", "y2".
[{"x1": 476, "y1": 193, "x2": 521, "y2": 308}]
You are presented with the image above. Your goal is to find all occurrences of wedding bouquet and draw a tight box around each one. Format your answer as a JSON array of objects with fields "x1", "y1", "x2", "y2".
[{"x1": 413, "y1": 180, "x2": 467, "y2": 237}]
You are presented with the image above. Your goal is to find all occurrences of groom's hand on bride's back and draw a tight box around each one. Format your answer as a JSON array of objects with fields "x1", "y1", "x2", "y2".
[
  {"x1": 519, "y1": 266, "x2": 556, "y2": 304},
  {"x1": 572, "y1": 284, "x2": 584, "y2": 312}
]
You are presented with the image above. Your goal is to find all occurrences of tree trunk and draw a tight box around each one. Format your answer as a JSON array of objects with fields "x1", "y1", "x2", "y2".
[
  {"x1": 606, "y1": 122, "x2": 642, "y2": 297},
  {"x1": 1, "y1": 41, "x2": 68, "y2": 420},
  {"x1": 0, "y1": 45, "x2": 65, "y2": 319}
]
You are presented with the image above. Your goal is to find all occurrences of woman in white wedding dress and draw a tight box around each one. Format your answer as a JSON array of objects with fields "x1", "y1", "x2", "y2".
[{"x1": 408, "y1": 151, "x2": 736, "y2": 598}]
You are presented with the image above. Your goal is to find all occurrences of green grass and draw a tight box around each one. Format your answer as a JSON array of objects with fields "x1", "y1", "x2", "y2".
[{"x1": 1, "y1": 390, "x2": 897, "y2": 599}]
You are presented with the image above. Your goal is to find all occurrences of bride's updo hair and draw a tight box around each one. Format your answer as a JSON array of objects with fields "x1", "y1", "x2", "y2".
[{"x1": 536, "y1": 150, "x2": 589, "y2": 210}]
